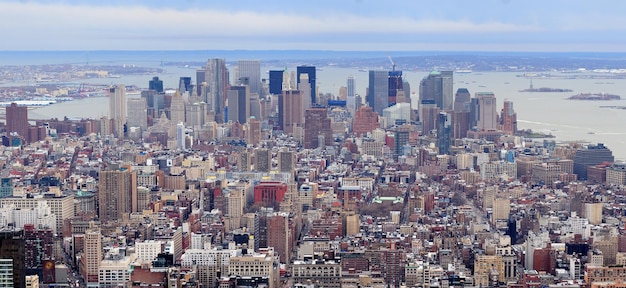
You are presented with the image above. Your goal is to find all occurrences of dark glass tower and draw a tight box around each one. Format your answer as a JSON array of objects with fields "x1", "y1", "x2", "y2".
[
  {"x1": 437, "y1": 111, "x2": 452, "y2": 155},
  {"x1": 269, "y1": 70, "x2": 284, "y2": 95},
  {"x1": 148, "y1": 76, "x2": 164, "y2": 93},
  {"x1": 573, "y1": 143, "x2": 614, "y2": 180}
]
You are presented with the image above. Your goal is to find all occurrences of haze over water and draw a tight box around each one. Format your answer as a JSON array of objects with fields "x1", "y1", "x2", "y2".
[{"x1": 15, "y1": 52, "x2": 626, "y2": 161}]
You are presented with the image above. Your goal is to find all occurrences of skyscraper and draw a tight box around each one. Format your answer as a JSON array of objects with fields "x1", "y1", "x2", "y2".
[
  {"x1": 419, "y1": 71, "x2": 453, "y2": 111},
  {"x1": 237, "y1": 60, "x2": 261, "y2": 96},
  {"x1": 179, "y1": 77, "x2": 192, "y2": 94},
  {"x1": 268, "y1": 70, "x2": 284, "y2": 95},
  {"x1": 6, "y1": 102, "x2": 28, "y2": 139},
  {"x1": 109, "y1": 85, "x2": 127, "y2": 137},
  {"x1": 437, "y1": 111, "x2": 452, "y2": 155},
  {"x1": 476, "y1": 92, "x2": 497, "y2": 130},
  {"x1": 0, "y1": 229, "x2": 25, "y2": 288},
  {"x1": 148, "y1": 76, "x2": 163, "y2": 93},
  {"x1": 367, "y1": 70, "x2": 389, "y2": 115},
  {"x1": 304, "y1": 108, "x2": 332, "y2": 149},
  {"x1": 454, "y1": 88, "x2": 471, "y2": 112},
  {"x1": 394, "y1": 125, "x2": 411, "y2": 159},
  {"x1": 196, "y1": 69, "x2": 206, "y2": 96},
  {"x1": 98, "y1": 168, "x2": 137, "y2": 223},
  {"x1": 297, "y1": 66, "x2": 316, "y2": 104},
  {"x1": 127, "y1": 98, "x2": 148, "y2": 131},
  {"x1": 227, "y1": 85, "x2": 250, "y2": 124},
  {"x1": 176, "y1": 122, "x2": 186, "y2": 150},
  {"x1": 82, "y1": 229, "x2": 101, "y2": 285},
  {"x1": 280, "y1": 90, "x2": 303, "y2": 134},
  {"x1": 388, "y1": 70, "x2": 404, "y2": 106},
  {"x1": 170, "y1": 90, "x2": 185, "y2": 125},
  {"x1": 500, "y1": 100, "x2": 517, "y2": 135},
  {"x1": 347, "y1": 76, "x2": 356, "y2": 111},
  {"x1": 205, "y1": 58, "x2": 229, "y2": 123},
  {"x1": 256, "y1": 148, "x2": 271, "y2": 173}
]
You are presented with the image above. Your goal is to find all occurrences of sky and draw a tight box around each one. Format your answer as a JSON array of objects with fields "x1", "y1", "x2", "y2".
[{"x1": 2, "y1": 0, "x2": 626, "y2": 52}]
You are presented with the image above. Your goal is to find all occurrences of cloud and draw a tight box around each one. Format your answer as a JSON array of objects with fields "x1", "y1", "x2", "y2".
[{"x1": 0, "y1": 1, "x2": 541, "y2": 50}]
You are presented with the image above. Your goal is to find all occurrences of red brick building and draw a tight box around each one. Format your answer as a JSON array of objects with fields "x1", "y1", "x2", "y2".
[{"x1": 254, "y1": 181, "x2": 288, "y2": 204}]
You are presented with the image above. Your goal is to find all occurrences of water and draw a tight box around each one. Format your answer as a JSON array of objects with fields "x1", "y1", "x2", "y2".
[{"x1": 10, "y1": 58, "x2": 626, "y2": 161}]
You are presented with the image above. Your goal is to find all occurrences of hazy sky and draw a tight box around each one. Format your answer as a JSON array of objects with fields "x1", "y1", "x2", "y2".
[{"x1": 3, "y1": 0, "x2": 626, "y2": 52}]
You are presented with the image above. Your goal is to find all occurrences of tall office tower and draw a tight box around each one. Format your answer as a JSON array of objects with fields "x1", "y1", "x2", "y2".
[
  {"x1": 82, "y1": 229, "x2": 101, "y2": 285},
  {"x1": 24, "y1": 224, "x2": 54, "y2": 278},
  {"x1": 469, "y1": 97, "x2": 480, "y2": 129},
  {"x1": 298, "y1": 74, "x2": 312, "y2": 111},
  {"x1": 403, "y1": 80, "x2": 411, "y2": 104},
  {"x1": 248, "y1": 118, "x2": 262, "y2": 146},
  {"x1": 249, "y1": 92, "x2": 261, "y2": 120},
  {"x1": 141, "y1": 90, "x2": 164, "y2": 119},
  {"x1": 297, "y1": 66, "x2": 316, "y2": 104},
  {"x1": 278, "y1": 151, "x2": 295, "y2": 173},
  {"x1": 179, "y1": 77, "x2": 192, "y2": 94},
  {"x1": 500, "y1": 100, "x2": 517, "y2": 135},
  {"x1": 476, "y1": 92, "x2": 497, "y2": 130},
  {"x1": 573, "y1": 143, "x2": 615, "y2": 180},
  {"x1": 185, "y1": 102, "x2": 206, "y2": 127},
  {"x1": 266, "y1": 213, "x2": 290, "y2": 263},
  {"x1": 388, "y1": 70, "x2": 404, "y2": 106},
  {"x1": 452, "y1": 111, "x2": 470, "y2": 139},
  {"x1": 268, "y1": 70, "x2": 284, "y2": 95},
  {"x1": 256, "y1": 148, "x2": 271, "y2": 173},
  {"x1": 420, "y1": 100, "x2": 439, "y2": 135},
  {"x1": 176, "y1": 122, "x2": 186, "y2": 150},
  {"x1": 352, "y1": 106, "x2": 379, "y2": 136},
  {"x1": 0, "y1": 229, "x2": 25, "y2": 288},
  {"x1": 149, "y1": 76, "x2": 164, "y2": 93},
  {"x1": 367, "y1": 70, "x2": 390, "y2": 115},
  {"x1": 6, "y1": 102, "x2": 28, "y2": 139},
  {"x1": 437, "y1": 112, "x2": 452, "y2": 155},
  {"x1": 205, "y1": 58, "x2": 229, "y2": 123},
  {"x1": 98, "y1": 168, "x2": 137, "y2": 223},
  {"x1": 279, "y1": 90, "x2": 303, "y2": 134},
  {"x1": 196, "y1": 69, "x2": 205, "y2": 96},
  {"x1": 227, "y1": 85, "x2": 251, "y2": 124},
  {"x1": 454, "y1": 88, "x2": 471, "y2": 112},
  {"x1": 304, "y1": 108, "x2": 332, "y2": 149},
  {"x1": 237, "y1": 60, "x2": 261, "y2": 96},
  {"x1": 347, "y1": 76, "x2": 356, "y2": 111},
  {"x1": 419, "y1": 71, "x2": 453, "y2": 110},
  {"x1": 170, "y1": 90, "x2": 185, "y2": 125},
  {"x1": 109, "y1": 85, "x2": 127, "y2": 137},
  {"x1": 127, "y1": 98, "x2": 148, "y2": 131},
  {"x1": 394, "y1": 125, "x2": 411, "y2": 159}
]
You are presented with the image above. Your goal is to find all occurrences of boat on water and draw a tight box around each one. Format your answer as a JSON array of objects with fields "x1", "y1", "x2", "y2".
[
  {"x1": 567, "y1": 93, "x2": 621, "y2": 100},
  {"x1": 455, "y1": 69, "x2": 472, "y2": 74}
]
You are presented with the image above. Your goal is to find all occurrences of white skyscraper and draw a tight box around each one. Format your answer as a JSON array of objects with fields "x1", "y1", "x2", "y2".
[
  {"x1": 176, "y1": 122, "x2": 185, "y2": 150},
  {"x1": 127, "y1": 98, "x2": 148, "y2": 131},
  {"x1": 476, "y1": 92, "x2": 497, "y2": 130},
  {"x1": 109, "y1": 85, "x2": 126, "y2": 137},
  {"x1": 237, "y1": 60, "x2": 261, "y2": 96},
  {"x1": 347, "y1": 76, "x2": 356, "y2": 111},
  {"x1": 170, "y1": 90, "x2": 185, "y2": 125}
]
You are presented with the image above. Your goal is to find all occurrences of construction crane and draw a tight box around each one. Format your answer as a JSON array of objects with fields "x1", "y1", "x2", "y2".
[{"x1": 388, "y1": 55, "x2": 396, "y2": 71}]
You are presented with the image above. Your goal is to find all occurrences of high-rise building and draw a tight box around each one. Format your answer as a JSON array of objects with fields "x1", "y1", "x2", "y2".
[
  {"x1": 280, "y1": 90, "x2": 303, "y2": 134},
  {"x1": 420, "y1": 100, "x2": 439, "y2": 135},
  {"x1": 352, "y1": 106, "x2": 379, "y2": 136},
  {"x1": 278, "y1": 151, "x2": 295, "y2": 173},
  {"x1": 6, "y1": 102, "x2": 28, "y2": 140},
  {"x1": 178, "y1": 77, "x2": 192, "y2": 94},
  {"x1": 205, "y1": 58, "x2": 229, "y2": 123},
  {"x1": 452, "y1": 111, "x2": 470, "y2": 139},
  {"x1": 500, "y1": 100, "x2": 517, "y2": 135},
  {"x1": 437, "y1": 111, "x2": 452, "y2": 155},
  {"x1": 82, "y1": 229, "x2": 101, "y2": 285},
  {"x1": 176, "y1": 122, "x2": 186, "y2": 150},
  {"x1": 573, "y1": 143, "x2": 615, "y2": 180},
  {"x1": 24, "y1": 224, "x2": 54, "y2": 279},
  {"x1": 0, "y1": 229, "x2": 25, "y2": 288},
  {"x1": 297, "y1": 66, "x2": 316, "y2": 104},
  {"x1": 476, "y1": 92, "x2": 497, "y2": 131},
  {"x1": 367, "y1": 70, "x2": 389, "y2": 115},
  {"x1": 127, "y1": 98, "x2": 148, "y2": 131},
  {"x1": 195, "y1": 69, "x2": 205, "y2": 96},
  {"x1": 269, "y1": 70, "x2": 284, "y2": 95},
  {"x1": 394, "y1": 125, "x2": 411, "y2": 159},
  {"x1": 170, "y1": 90, "x2": 185, "y2": 125},
  {"x1": 454, "y1": 88, "x2": 471, "y2": 112},
  {"x1": 388, "y1": 70, "x2": 404, "y2": 106},
  {"x1": 237, "y1": 60, "x2": 261, "y2": 96},
  {"x1": 266, "y1": 213, "x2": 290, "y2": 263},
  {"x1": 247, "y1": 118, "x2": 261, "y2": 146},
  {"x1": 185, "y1": 102, "x2": 206, "y2": 127},
  {"x1": 108, "y1": 85, "x2": 127, "y2": 137},
  {"x1": 149, "y1": 76, "x2": 164, "y2": 93},
  {"x1": 98, "y1": 168, "x2": 137, "y2": 223},
  {"x1": 419, "y1": 71, "x2": 453, "y2": 111},
  {"x1": 347, "y1": 76, "x2": 356, "y2": 111},
  {"x1": 227, "y1": 85, "x2": 251, "y2": 124},
  {"x1": 256, "y1": 148, "x2": 271, "y2": 173},
  {"x1": 304, "y1": 108, "x2": 332, "y2": 149}
]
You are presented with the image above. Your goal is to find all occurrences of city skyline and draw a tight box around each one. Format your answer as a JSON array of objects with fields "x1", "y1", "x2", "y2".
[{"x1": 2, "y1": 0, "x2": 626, "y2": 52}]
